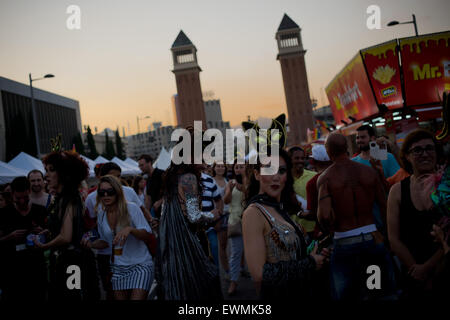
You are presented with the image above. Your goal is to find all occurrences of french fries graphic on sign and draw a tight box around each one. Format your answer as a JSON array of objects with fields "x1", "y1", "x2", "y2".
[{"x1": 372, "y1": 65, "x2": 396, "y2": 84}]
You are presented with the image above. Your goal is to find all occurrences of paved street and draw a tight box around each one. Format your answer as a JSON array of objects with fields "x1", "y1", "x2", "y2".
[
  {"x1": 218, "y1": 238, "x2": 258, "y2": 301},
  {"x1": 219, "y1": 267, "x2": 257, "y2": 300}
]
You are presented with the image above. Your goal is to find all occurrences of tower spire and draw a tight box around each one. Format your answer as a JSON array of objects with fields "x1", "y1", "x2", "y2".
[
  {"x1": 277, "y1": 13, "x2": 300, "y2": 31},
  {"x1": 170, "y1": 30, "x2": 206, "y2": 129}
]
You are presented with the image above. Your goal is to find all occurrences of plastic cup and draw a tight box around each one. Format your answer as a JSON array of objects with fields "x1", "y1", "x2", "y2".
[{"x1": 114, "y1": 246, "x2": 123, "y2": 256}]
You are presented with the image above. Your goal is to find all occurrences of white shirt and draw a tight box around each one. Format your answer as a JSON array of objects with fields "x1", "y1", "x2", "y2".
[
  {"x1": 85, "y1": 186, "x2": 143, "y2": 254},
  {"x1": 97, "y1": 202, "x2": 153, "y2": 266},
  {"x1": 138, "y1": 193, "x2": 145, "y2": 207}
]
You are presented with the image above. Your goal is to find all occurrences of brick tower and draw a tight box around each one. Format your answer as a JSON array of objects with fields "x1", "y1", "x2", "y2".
[
  {"x1": 276, "y1": 14, "x2": 314, "y2": 145},
  {"x1": 171, "y1": 30, "x2": 207, "y2": 129}
]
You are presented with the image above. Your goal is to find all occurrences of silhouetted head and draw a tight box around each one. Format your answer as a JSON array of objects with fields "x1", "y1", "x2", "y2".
[{"x1": 325, "y1": 133, "x2": 348, "y2": 161}]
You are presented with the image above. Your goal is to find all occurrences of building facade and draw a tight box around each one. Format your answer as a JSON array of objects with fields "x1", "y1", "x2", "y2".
[
  {"x1": 204, "y1": 99, "x2": 223, "y2": 123},
  {"x1": 126, "y1": 125, "x2": 175, "y2": 160},
  {"x1": 313, "y1": 105, "x2": 335, "y2": 125},
  {"x1": 0, "y1": 76, "x2": 82, "y2": 161},
  {"x1": 276, "y1": 14, "x2": 314, "y2": 146}
]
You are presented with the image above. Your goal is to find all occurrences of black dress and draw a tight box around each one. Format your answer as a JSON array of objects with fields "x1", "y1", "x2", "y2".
[
  {"x1": 399, "y1": 177, "x2": 442, "y2": 299},
  {"x1": 46, "y1": 193, "x2": 99, "y2": 300}
]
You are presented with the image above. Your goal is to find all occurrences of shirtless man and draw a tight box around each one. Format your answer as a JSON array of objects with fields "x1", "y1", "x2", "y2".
[{"x1": 317, "y1": 133, "x2": 397, "y2": 300}]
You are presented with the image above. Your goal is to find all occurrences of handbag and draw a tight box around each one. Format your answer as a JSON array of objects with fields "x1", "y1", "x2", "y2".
[
  {"x1": 184, "y1": 195, "x2": 214, "y2": 224},
  {"x1": 227, "y1": 221, "x2": 242, "y2": 238}
]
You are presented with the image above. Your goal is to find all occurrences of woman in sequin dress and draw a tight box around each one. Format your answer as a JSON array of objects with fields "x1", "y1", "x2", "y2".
[
  {"x1": 242, "y1": 148, "x2": 331, "y2": 300},
  {"x1": 155, "y1": 128, "x2": 223, "y2": 300}
]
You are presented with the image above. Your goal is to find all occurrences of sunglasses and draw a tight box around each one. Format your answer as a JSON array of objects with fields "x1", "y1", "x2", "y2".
[{"x1": 98, "y1": 188, "x2": 116, "y2": 197}]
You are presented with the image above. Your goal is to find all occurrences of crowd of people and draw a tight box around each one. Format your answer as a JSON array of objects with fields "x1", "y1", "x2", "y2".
[{"x1": 0, "y1": 125, "x2": 448, "y2": 301}]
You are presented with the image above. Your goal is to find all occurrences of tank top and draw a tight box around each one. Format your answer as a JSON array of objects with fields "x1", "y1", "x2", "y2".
[
  {"x1": 400, "y1": 177, "x2": 439, "y2": 264},
  {"x1": 228, "y1": 188, "x2": 244, "y2": 225},
  {"x1": 214, "y1": 178, "x2": 229, "y2": 212},
  {"x1": 253, "y1": 203, "x2": 301, "y2": 264}
]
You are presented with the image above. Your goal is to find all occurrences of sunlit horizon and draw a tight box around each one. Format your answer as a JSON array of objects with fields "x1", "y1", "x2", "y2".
[{"x1": 1, "y1": 0, "x2": 448, "y2": 135}]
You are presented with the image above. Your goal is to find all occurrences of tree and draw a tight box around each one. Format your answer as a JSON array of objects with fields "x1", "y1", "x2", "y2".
[
  {"x1": 115, "y1": 128, "x2": 125, "y2": 160},
  {"x1": 72, "y1": 132, "x2": 85, "y2": 155},
  {"x1": 86, "y1": 126, "x2": 99, "y2": 159},
  {"x1": 103, "y1": 130, "x2": 116, "y2": 159}
]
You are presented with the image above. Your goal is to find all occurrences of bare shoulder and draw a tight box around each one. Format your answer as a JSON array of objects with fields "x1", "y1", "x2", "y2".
[
  {"x1": 355, "y1": 161, "x2": 378, "y2": 179},
  {"x1": 388, "y1": 181, "x2": 401, "y2": 201},
  {"x1": 243, "y1": 204, "x2": 265, "y2": 226},
  {"x1": 317, "y1": 168, "x2": 331, "y2": 188}
]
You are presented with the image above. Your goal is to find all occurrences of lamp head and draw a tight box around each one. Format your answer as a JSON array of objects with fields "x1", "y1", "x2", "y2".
[
  {"x1": 44, "y1": 74, "x2": 54, "y2": 78},
  {"x1": 387, "y1": 21, "x2": 399, "y2": 26}
]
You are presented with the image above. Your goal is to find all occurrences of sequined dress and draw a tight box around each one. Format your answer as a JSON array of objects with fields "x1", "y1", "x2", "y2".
[{"x1": 248, "y1": 195, "x2": 316, "y2": 300}]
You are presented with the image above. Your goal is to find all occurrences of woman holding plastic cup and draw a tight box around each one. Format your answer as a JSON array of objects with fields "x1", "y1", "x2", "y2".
[{"x1": 86, "y1": 175, "x2": 154, "y2": 300}]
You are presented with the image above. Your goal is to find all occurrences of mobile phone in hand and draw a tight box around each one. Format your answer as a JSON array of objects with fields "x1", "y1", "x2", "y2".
[
  {"x1": 369, "y1": 141, "x2": 387, "y2": 161},
  {"x1": 318, "y1": 234, "x2": 333, "y2": 253}
]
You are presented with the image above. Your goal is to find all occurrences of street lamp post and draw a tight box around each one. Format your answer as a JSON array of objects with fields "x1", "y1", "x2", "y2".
[
  {"x1": 137, "y1": 115, "x2": 151, "y2": 134},
  {"x1": 387, "y1": 14, "x2": 419, "y2": 36},
  {"x1": 29, "y1": 73, "x2": 54, "y2": 158}
]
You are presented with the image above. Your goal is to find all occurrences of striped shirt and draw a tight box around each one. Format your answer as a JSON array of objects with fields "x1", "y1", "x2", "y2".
[{"x1": 201, "y1": 172, "x2": 222, "y2": 213}]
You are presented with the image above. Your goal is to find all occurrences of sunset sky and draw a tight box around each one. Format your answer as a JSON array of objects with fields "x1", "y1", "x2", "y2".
[{"x1": 1, "y1": 0, "x2": 449, "y2": 135}]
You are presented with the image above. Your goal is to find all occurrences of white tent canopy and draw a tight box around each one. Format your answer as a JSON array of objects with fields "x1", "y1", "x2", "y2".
[
  {"x1": 111, "y1": 157, "x2": 140, "y2": 176},
  {"x1": 80, "y1": 155, "x2": 96, "y2": 178},
  {"x1": 0, "y1": 161, "x2": 29, "y2": 184},
  {"x1": 8, "y1": 152, "x2": 45, "y2": 175},
  {"x1": 124, "y1": 157, "x2": 139, "y2": 167},
  {"x1": 94, "y1": 155, "x2": 109, "y2": 164},
  {"x1": 154, "y1": 147, "x2": 171, "y2": 171}
]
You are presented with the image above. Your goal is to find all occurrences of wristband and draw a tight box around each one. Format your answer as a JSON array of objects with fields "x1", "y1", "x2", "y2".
[{"x1": 319, "y1": 194, "x2": 331, "y2": 201}]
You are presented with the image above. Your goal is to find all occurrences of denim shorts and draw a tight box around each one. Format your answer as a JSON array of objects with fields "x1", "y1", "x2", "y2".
[{"x1": 219, "y1": 212, "x2": 229, "y2": 231}]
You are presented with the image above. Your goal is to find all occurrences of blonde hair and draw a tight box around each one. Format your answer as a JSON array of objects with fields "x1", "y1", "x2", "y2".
[{"x1": 95, "y1": 175, "x2": 130, "y2": 230}]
